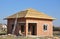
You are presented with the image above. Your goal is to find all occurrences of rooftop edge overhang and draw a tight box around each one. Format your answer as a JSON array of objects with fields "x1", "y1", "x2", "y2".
[{"x1": 4, "y1": 17, "x2": 56, "y2": 21}]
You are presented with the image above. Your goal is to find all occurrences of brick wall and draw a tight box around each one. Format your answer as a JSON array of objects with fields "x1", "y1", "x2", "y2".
[
  {"x1": 26, "y1": 18, "x2": 53, "y2": 36},
  {"x1": 7, "y1": 18, "x2": 53, "y2": 36}
]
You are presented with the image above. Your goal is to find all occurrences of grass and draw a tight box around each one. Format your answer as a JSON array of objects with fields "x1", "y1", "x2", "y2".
[{"x1": 0, "y1": 30, "x2": 7, "y2": 35}]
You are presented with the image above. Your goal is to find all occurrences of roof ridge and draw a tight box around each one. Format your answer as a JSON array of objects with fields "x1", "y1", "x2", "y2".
[
  {"x1": 24, "y1": 8, "x2": 34, "y2": 17},
  {"x1": 24, "y1": 10, "x2": 28, "y2": 17}
]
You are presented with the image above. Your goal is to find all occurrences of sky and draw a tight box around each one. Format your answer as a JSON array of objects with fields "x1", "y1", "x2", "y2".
[{"x1": 0, "y1": 0, "x2": 60, "y2": 26}]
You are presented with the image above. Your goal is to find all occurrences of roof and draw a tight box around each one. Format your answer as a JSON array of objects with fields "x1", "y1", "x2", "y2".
[
  {"x1": 0, "y1": 24, "x2": 2, "y2": 28},
  {"x1": 5, "y1": 8, "x2": 56, "y2": 20}
]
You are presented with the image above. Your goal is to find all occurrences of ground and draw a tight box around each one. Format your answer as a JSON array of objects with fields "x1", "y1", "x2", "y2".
[
  {"x1": 0, "y1": 35, "x2": 60, "y2": 39},
  {"x1": 0, "y1": 26, "x2": 60, "y2": 39}
]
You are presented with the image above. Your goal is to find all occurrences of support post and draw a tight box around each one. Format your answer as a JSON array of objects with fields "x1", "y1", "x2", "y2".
[{"x1": 25, "y1": 23, "x2": 28, "y2": 36}]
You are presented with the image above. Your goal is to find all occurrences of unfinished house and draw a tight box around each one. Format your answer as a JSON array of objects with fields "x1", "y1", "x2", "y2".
[{"x1": 5, "y1": 8, "x2": 55, "y2": 36}]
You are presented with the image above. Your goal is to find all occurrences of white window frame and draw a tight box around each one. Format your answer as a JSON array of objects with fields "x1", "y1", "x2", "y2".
[{"x1": 43, "y1": 24, "x2": 48, "y2": 31}]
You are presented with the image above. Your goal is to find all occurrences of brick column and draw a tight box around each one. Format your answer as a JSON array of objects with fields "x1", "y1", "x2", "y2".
[{"x1": 25, "y1": 23, "x2": 28, "y2": 36}]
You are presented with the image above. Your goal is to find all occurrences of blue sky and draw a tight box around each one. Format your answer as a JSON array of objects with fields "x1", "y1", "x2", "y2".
[{"x1": 0, "y1": 0, "x2": 60, "y2": 26}]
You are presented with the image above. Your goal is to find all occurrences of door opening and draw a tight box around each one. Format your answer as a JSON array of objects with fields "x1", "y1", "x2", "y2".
[
  {"x1": 28, "y1": 23, "x2": 37, "y2": 35},
  {"x1": 21, "y1": 25, "x2": 24, "y2": 33},
  {"x1": 32, "y1": 25, "x2": 36, "y2": 35},
  {"x1": 11, "y1": 24, "x2": 14, "y2": 33}
]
